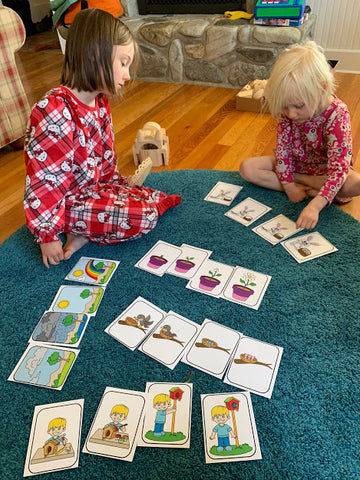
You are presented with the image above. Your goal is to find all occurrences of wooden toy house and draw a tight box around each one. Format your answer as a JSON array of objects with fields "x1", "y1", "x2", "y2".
[{"x1": 133, "y1": 121, "x2": 169, "y2": 167}]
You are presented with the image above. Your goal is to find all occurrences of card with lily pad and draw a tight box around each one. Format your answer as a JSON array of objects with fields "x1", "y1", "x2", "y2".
[
  {"x1": 281, "y1": 232, "x2": 338, "y2": 263},
  {"x1": 252, "y1": 214, "x2": 303, "y2": 245},
  {"x1": 181, "y1": 319, "x2": 241, "y2": 379},
  {"x1": 222, "y1": 267, "x2": 271, "y2": 310},
  {"x1": 204, "y1": 181, "x2": 243, "y2": 206},
  {"x1": 138, "y1": 382, "x2": 193, "y2": 449},
  {"x1": 135, "y1": 240, "x2": 182, "y2": 277},
  {"x1": 65, "y1": 257, "x2": 119, "y2": 286},
  {"x1": 225, "y1": 197, "x2": 271, "y2": 226},
  {"x1": 201, "y1": 391, "x2": 262, "y2": 463},
  {"x1": 165, "y1": 243, "x2": 212, "y2": 279},
  {"x1": 224, "y1": 336, "x2": 283, "y2": 399}
]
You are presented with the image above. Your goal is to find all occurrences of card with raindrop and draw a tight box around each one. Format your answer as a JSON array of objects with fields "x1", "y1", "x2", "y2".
[{"x1": 65, "y1": 257, "x2": 119, "y2": 286}]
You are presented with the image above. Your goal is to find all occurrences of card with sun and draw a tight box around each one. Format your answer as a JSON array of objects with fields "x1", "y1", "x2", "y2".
[
  {"x1": 49, "y1": 285, "x2": 105, "y2": 317},
  {"x1": 65, "y1": 257, "x2": 119, "y2": 286}
]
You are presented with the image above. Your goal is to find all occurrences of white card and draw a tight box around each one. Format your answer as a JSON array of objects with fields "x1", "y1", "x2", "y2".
[
  {"x1": 135, "y1": 240, "x2": 182, "y2": 276},
  {"x1": 105, "y1": 297, "x2": 165, "y2": 351},
  {"x1": 186, "y1": 259, "x2": 235, "y2": 298},
  {"x1": 166, "y1": 244, "x2": 212, "y2": 279},
  {"x1": 138, "y1": 311, "x2": 201, "y2": 370},
  {"x1": 65, "y1": 257, "x2": 119, "y2": 286},
  {"x1": 83, "y1": 387, "x2": 147, "y2": 462},
  {"x1": 8, "y1": 342, "x2": 79, "y2": 390},
  {"x1": 49, "y1": 285, "x2": 105, "y2": 316},
  {"x1": 221, "y1": 266, "x2": 271, "y2": 310},
  {"x1": 224, "y1": 336, "x2": 283, "y2": 398},
  {"x1": 281, "y1": 232, "x2": 338, "y2": 263},
  {"x1": 138, "y1": 382, "x2": 193, "y2": 448},
  {"x1": 225, "y1": 197, "x2": 271, "y2": 226},
  {"x1": 182, "y1": 319, "x2": 241, "y2": 379},
  {"x1": 24, "y1": 399, "x2": 84, "y2": 477},
  {"x1": 201, "y1": 391, "x2": 262, "y2": 463},
  {"x1": 253, "y1": 214, "x2": 303, "y2": 245},
  {"x1": 204, "y1": 181, "x2": 243, "y2": 205}
]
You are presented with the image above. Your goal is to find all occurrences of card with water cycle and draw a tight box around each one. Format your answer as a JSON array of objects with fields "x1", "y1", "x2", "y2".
[
  {"x1": 65, "y1": 257, "x2": 119, "y2": 286},
  {"x1": 49, "y1": 285, "x2": 105, "y2": 317},
  {"x1": 138, "y1": 382, "x2": 193, "y2": 448},
  {"x1": 201, "y1": 391, "x2": 262, "y2": 463}
]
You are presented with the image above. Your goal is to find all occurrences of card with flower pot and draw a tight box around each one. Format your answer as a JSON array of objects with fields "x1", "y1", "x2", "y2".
[
  {"x1": 105, "y1": 296, "x2": 166, "y2": 351},
  {"x1": 223, "y1": 336, "x2": 283, "y2": 399},
  {"x1": 201, "y1": 391, "x2": 262, "y2": 463},
  {"x1": 225, "y1": 197, "x2": 272, "y2": 226},
  {"x1": 204, "y1": 181, "x2": 243, "y2": 205},
  {"x1": 166, "y1": 243, "x2": 213, "y2": 279},
  {"x1": 252, "y1": 214, "x2": 303, "y2": 245},
  {"x1": 186, "y1": 259, "x2": 235, "y2": 298},
  {"x1": 138, "y1": 311, "x2": 201, "y2": 370},
  {"x1": 222, "y1": 267, "x2": 272, "y2": 310},
  {"x1": 138, "y1": 382, "x2": 193, "y2": 448},
  {"x1": 181, "y1": 319, "x2": 241, "y2": 379},
  {"x1": 83, "y1": 387, "x2": 147, "y2": 462},
  {"x1": 281, "y1": 232, "x2": 338, "y2": 263},
  {"x1": 135, "y1": 240, "x2": 182, "y2": 276}
]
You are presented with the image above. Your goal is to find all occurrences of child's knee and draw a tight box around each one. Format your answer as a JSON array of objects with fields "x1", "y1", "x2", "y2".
[{"x1": 239, "y1": 158, "x2": 253, "y2": 181}]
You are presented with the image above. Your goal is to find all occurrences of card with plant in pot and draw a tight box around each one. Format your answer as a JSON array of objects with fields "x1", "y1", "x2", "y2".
[
  {"x1": 135, "y1": 240, "x2": 182, "y2": 276},
  {"x1": 204, "y1": 181, "x2": 243, "y2": 205},
  {"x1": 201, "y1": 391, "x2": 262, "y2": 463},
  {"x1": 225, "y1": 197, "x2": 271, "y2": 226},
  {"x1": 166, "y1": 244, "x2": 212, "y2": 279},
  {"x1": 186, "y1": 259, "x2": 235, "y2": 298},
  {"x1": 252, "y1": 214, "x2": 303, "y2": 245},
  {"x1": 281, "y1": 232, "x2": 338, "y2": 263},
  {"x1": 222, "y1": 267, "x2": 271, "y2": 310},
  {"x1": 83, "y1": 387, "x2": 146, "y2": 462},
  {"x1": 138, "y1": 311, "x2": 201, "y2": 370},
  {"x1": 105, "y1": 297, "x2": 166, "y2": 351},
  {"x1": 138, "y1": 382, "x2": 193, "y2": 448},
  {"x1": 224, "y1": 336, "x2": 283, "y2": 399},
  {"x1": 182, "y1": 319, "x2": 241, "y2": 379}
]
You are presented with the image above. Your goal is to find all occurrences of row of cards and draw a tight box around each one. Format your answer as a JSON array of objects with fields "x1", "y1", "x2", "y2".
[
  {"x1": 206, "y1": 182, "x2": 338, "y2": 263},
  {"x1": 106, "y1": 296, "x2": 283, "y2": 399},
  {"x1": 24, "y1": 383, "x2": 261, "y2": 476},
  {"x1": 135, "y1": 240, "x2": 271, "y2": 310}
]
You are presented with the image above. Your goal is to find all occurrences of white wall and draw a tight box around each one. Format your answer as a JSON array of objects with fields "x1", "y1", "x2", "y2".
[{"x1": 310, "y1": 0, "x2": 360, "y2": 73}]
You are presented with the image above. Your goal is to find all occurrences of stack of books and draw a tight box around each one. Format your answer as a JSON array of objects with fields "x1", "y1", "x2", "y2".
[{"x1": 253, "y1": 0, "x2": 310, "y2": 27}]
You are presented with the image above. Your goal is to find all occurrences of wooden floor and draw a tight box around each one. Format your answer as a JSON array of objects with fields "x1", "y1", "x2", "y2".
[{"x1": 1, "y1": 31, "x2": 360, "y2": 243}]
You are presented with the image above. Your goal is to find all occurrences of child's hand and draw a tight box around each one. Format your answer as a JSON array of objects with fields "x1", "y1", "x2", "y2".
[
  {"x1": 296, "y1": 196, "x2": 328, "y2": 229},
  {"x1": 40, "y1": 240, "x2": 64, "y2": 268},
  {"x1": 283, "y1": 183, "x2": 310, "y2": 203}
]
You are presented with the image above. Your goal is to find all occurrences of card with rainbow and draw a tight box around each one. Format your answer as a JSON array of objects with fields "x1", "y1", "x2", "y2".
[{"x1": 65, "y1": 257, "x2": 119, "y2": 286}]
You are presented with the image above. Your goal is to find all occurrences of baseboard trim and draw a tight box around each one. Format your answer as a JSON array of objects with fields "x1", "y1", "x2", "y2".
[{"x1": 325, "y1": 49, "x2": 360, "y2": 74}]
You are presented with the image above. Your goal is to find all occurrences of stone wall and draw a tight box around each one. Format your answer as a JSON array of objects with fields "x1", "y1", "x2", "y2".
[{"x1": 122, "y1": 14, "x2": 316, "y2": 89}]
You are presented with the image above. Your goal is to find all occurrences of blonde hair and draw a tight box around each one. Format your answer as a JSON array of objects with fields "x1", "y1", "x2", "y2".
[
  {"x1": 48, "y1": 418, "x2": 66, "y2": 430},
  {"x1": 111, "y1": 404, "x2": 129, "y2": 416},
  {"x1": 264, "y1": 41, "x2": 336, "y2": 118},
  {"x1": 211, "y1": 406, "x2": 229, "y2": 418},
  {"x1": 61, "y1": 8, "x2": 139, "y2": 95},
  {"x1": 154, "y1": 394, "x2": 170, "y2": 406}
]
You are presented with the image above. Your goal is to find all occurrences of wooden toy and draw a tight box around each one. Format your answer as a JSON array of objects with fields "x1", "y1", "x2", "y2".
[{"x1": 133, "y1": 122, "x2": 169, "y2": 167}]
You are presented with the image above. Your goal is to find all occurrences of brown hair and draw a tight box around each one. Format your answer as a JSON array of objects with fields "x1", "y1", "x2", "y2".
[{"x1": 61, "y1": 8, "x2": 138, "y2": 94}]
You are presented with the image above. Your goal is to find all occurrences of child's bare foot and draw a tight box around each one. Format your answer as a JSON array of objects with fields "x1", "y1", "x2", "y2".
[{"x1": 63, "y1": 234, "x2": 89, "y2": 260}]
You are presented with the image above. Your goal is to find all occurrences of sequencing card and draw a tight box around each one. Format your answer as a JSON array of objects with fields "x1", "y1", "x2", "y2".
[
  {"x1": 49, "y1": 285, "x2": 105, "y2": 316},
  {"x1": 138, "y1": 382, "x2": 193, "y2": 449},
  {"x1": 65, "y1": 257, "x2": 119, "y2": 286},
  {"x1": 224, "y1": 336, "x2": 283, "y2": 399},
  {"x1": 30, "y1": 311, "x2": 90, "y2": 348},
  {"x1": 222, "y1": 266, "x2": 271, "y2": 310},
  {"x1": 23, "y1": 399, "x2": 84, "y2": 477},
  {"x1": 186, "y1": 259, "x2": 235, "y2": 298},
  {"x1": 182, "y1": 319, "x2": 241, "y2": 379},
  {"x1": 281, "y1": 232, "x2": 338, "y2": 263},
  {"x1": 105, "y1": 297, "x2": 165, "y2": 351},
  {"x1": 8, "y1": 343, "x2": 79, "y2": 390},
  {"x1": 166, "y1": 244, "x2": 212, "y2": 279},
  {"x1": 135, "y1": 240, "x2": 182, "y2": 276},
  {"x1": 204, "y1": 181, "x2": 243, "y2": 206},
  {"x1": 83, "y1": 386, "x2": 147, "y2": 462},
  {"x1": 201, "y1": 391, "x2": 262, "y2": 463},
  {"x1": 253, "y1": 214, "x2": 303, "y2": 245},
  {"x1": 225, "y1": 197, "x2": 271, "y2": 226},
  {"x1": 138, "y1": 311, "x2": 201, "y2": 370}
]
